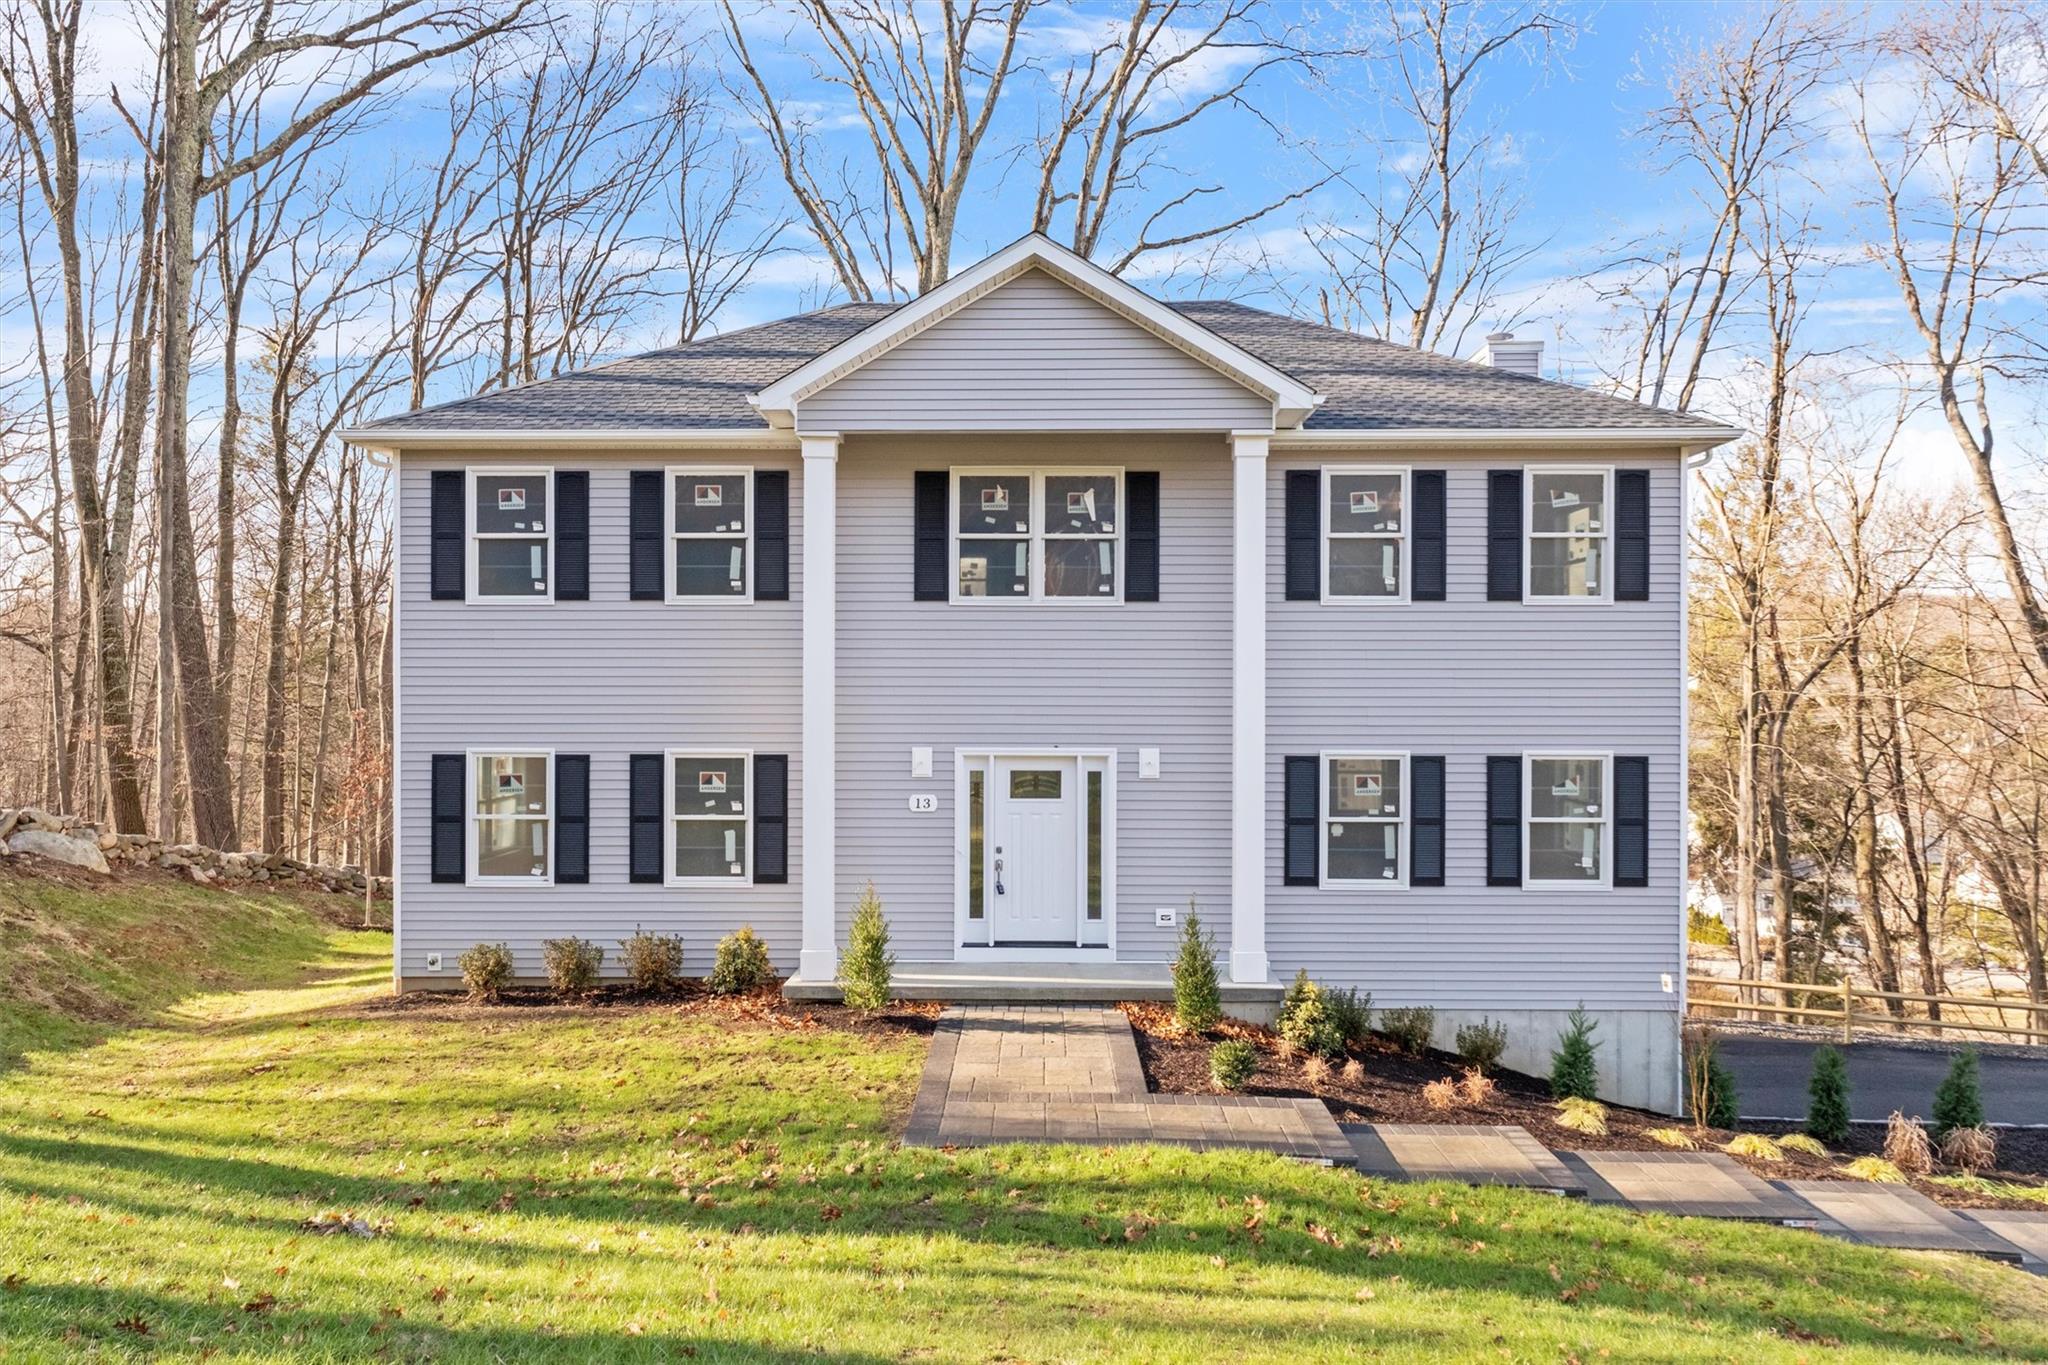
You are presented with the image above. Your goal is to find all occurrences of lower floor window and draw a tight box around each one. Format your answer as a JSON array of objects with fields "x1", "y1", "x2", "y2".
[
  {"x1": 474, "y1": 752, "x2": 551, "y2": 880},
  {"x1": 1527, "y1": 754, "x2": 1607, "y2": 883},
  {"x1": 671, "y1": 751, "x2": 750, "y2": 880},
  {"x1": 1323, "y1": 753, "x2": 1406, "y2": 885}
]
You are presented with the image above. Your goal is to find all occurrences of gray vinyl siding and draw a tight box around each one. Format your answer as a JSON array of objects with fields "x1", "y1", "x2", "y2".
[
  {"x1": 395, "y1": 452, "x2": 803, "y2": 980},
  {"x1": 800, "y1": 269, "x2": 1274, "y2": 432},
  {"x1": 836, "y1": 434, "x2": 1233, "y2": 962},
  {"x1": 1265, "y1": 451, "x2": 1686, "y2": 1012}
]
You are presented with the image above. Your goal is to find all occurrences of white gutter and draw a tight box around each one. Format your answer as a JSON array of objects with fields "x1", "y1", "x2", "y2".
[
  {"x1": 338, "y1": 426, "x2": 798, "y2": 456},
  {"x1": 1271, "y1": 426, "x2": 1743, "y2": 450}
]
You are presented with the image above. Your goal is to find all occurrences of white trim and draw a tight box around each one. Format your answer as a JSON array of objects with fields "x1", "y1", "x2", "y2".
[
  {"x1": 343, "y1": 427, "x2": 796, "y2": 455},
  {"x1": 1320, "y1": 464, "x2": 1411, "y2": 605},
  {"x1": 1229, "y1": 432, "x2": 1270, "y2": 984},
  {"x1": 1522, "y1": 751, "x2": 1613, "y2": 891},
  {"x1": 465, "y1": 466, "x2": 555, "y2": 605},
  {"x1": 465, "y1": 748, "x2": 556, "y2": 887},
  {"x1": 1318, "y1": 751, "x2": 1411, "y2": 890},
  {"x1": 952, "y1": 748, "x2": 1118, "y2": 956},
  {"x1": 664, "y1": 465, "x2": 755, "y2": 604},
  {"x1": 1270, "y1": 426, "x2": 1741, "y2": 450},
  {"x1": 391, "y1": 507, "x2": 404, "y2": 982},
  {"x1": 1678, "y1": 459, "x2": 1694, "y2": 1021},
  {"x1": 948, "y1": 467, "x2": 1125, "y2": 606},
  {"x1": 799, "y1": 435, "x2": 840, "y2": 981},
  {"x1": 1524, "y1": 464, "x2": 1614, "y2": 605},
  {"x1": 663, "y1": 749, "x2": 755, "y2": 886},
  {"x1": 750, "y1": 233, "x2": 1322, "y2": 427}
]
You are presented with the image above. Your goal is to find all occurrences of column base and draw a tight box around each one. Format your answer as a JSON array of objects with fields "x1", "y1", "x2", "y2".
[
  {"x1": 1229, "y1": 950, "x2": 1270, "y2": 986},
  {"x1": 799, "y1": 949, "x2": 839, "y2": 982}
]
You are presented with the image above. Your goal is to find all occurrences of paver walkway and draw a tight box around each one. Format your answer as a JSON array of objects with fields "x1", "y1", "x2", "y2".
[
  {"x1": 903, "y1": 1005, "x2": 1354, "y2": 1163},
  {"x1": 1781, "y1": 1181, "x2": 2026, "y2": 1262},
  {"x1": 1559, "y1": 1150, "x2": 1817, "y2": 1222},
  {"x1": 1344, "y1": 1123, "x2": 1584, "y2": 1196},
  {"x1": 1964, "y1": 1211, "x2": 2048, "y2": 1271}
]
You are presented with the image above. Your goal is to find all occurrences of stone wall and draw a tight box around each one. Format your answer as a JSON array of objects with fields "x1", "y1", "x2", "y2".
[{"x1": 0, "y1": 807, "x2": 391, "y2": 898}]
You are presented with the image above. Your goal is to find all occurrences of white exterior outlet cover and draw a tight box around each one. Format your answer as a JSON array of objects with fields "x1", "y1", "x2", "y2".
[
  {"x1": 1138, "y1": 748, "x2": 1160, "y2": 779},
  {"x1": 1660, "y1": 973, "x2": 1674, "y2": 994},
  {"x1": 425, "y1": 953, "x2": 443, "y2": 972},
  {"x1": 1155, "y1": 908, "x2": 1176, "y2": 928},
  {"x1": 910, "y1": 746, "x2": 933, "y2": 778}
]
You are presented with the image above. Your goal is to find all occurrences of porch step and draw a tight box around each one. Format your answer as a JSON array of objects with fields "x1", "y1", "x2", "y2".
[{"x1": 783, "y1": 960, "x2": 1283, "y2": 1008}]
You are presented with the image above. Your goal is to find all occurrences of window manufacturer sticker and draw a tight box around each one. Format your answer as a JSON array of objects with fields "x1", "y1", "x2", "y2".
[
  {"x1": 980, "y1": 486, "x2": 1009, "y2": 512},
  {"x1": 695, "y1": 484, "x2": 723, "y2": 507},
  {"x1": 1353, "y1": 773, "x2": 1382, "y2": 798},
  {"x1": 498, "y1": 487, "x2": 526, "y2": 510},
  {"x1": 1350, "y1": 489, "x2": 1379, "y2": 514},
  {"x1": 698, "y1": 771, "x2": 727, "y2": 793}
]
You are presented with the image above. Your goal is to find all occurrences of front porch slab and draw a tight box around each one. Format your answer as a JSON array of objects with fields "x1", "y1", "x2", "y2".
[{"x1": 786, "y1": 962, "x2": 1283, "y2": 1020}]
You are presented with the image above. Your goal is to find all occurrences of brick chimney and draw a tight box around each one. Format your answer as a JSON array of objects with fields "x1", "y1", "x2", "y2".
[{"x1": 1472, "y1": 331, "x2": 1543, "y2": 378}]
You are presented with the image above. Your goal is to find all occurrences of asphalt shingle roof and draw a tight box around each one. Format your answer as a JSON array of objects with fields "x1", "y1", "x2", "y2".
[{"x1": 361, "y1": 297, "x2": 1714, "y2": 435}]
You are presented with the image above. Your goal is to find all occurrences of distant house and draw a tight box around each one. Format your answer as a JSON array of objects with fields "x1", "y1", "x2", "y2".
[{"x1": 345, "y1": 235, "x2": 1737, "y2": 1112}]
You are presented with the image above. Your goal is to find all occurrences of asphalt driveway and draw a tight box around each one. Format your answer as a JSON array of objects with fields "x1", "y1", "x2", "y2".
[{"x1": 1717, "y1": 1035, "x2": 2048, "y2": 1125}]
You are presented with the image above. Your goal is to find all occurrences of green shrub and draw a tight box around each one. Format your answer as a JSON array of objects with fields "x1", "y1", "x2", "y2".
[
  {"x1": 1276, "y1": 971, "x2": 1343, "y2": 1058},
  {"x1": 1171, "y1": 910, "x2": 1222, "y2": 1033},
  {"x1": 1932, "y1": 1049, "x2": 1983, "y2": 1137},
  {"x1": 1210, "y1": 1039, "x2": 1258, "y2": 1091},
  {"x1": 1686, "y1": 907, "x2": 1731, "y2": 946},
  {"x1": 540, "y1": 936, "x2": 604, "y2": 996},
  {"x1": 1454, "y1": 1017, "x2": 1508, "y2": 1072},
  {"x1": 457, "y1": 942, "x2": 514, "y2": 1002},
  {"x1": 708, "y1": 926, "x2": 774, "y2": 995},
  {"x1": 1380, "y1": 1006, "x2": 1438, "y2": 1058},
  {"x1": 1685, "y1": 1028, "x2": 1739, "y2": 1129},
  {"x1": 1806, "y1": 1045, "x2": 1851, "y2": 1145},
  {"x1": 618, "y1": 929, "x2": 685, "y2": 994},
  {"x1": 1326, "y1": 987, "x2": 1372, "y2": 1048},
  {"x1": 1550, "y1": 1006, "x2": 1600, "y2": 1102},
  {"x1": 838, "y1": 882, "x2": 895, "y2": 1010}
]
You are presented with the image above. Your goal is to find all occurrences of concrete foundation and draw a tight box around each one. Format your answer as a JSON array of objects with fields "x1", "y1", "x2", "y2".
[{"x1": 1425, "y1": 1007, "x2": 1683, "y2": 1116}]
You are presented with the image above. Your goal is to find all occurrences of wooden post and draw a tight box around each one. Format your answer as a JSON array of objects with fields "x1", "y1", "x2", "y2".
[{"x1": 1840, "y1": 976, "x2": 1854, "y2": 1046}]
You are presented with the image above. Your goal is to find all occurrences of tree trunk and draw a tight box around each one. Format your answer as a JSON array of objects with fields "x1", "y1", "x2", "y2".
[{"x1": 260, "y1": 498, "x2": 299, "y2": 853}]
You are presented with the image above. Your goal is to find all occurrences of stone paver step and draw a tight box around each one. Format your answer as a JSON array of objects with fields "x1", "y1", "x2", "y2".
[
  {"x1": 1343, "y1": 1123, "x2": 1585, "y2": 1196},
  {"x1": 1558, "y1": 1150, "x2": 1817, "y2": 1222},
  {"x1": 1780, "y1": 1181, "x2": 2028, "y2": 1262},
  {"x1": 1963, "y1": 1211, "x2": 2048, "y2": 1274}
]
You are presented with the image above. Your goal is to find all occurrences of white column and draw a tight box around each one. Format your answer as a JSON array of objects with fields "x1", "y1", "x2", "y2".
[
  {"x1": 799, "y1": 433, "x2": 840, "y2": 982},
  {"x1": 1229, "y1": 430, "x2": 1271, "y2": 985}
]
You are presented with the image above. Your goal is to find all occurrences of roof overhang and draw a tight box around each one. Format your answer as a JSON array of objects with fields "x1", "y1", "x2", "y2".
[
  {"x1": 747, "y1": 233, "x2": 1324, "y2": 430},
  {"x1": 338, "y1": 426, "x2": 795, "y2": 458},
  {"x1": 1271, "y1": 425, "x2": 1743, "y2": 455}
]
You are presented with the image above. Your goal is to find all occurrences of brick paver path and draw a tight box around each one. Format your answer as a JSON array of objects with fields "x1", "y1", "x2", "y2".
[
  {"x1": 1781, "y1": 1181, "x2": 2027, "y2": 1262},
  {"x1": 1344, "y1": 1123, "x2": 1585, "y2": 1196},
  {"x1": 903, "y1": 1005, "x2": 1354, "y2": 1163}
]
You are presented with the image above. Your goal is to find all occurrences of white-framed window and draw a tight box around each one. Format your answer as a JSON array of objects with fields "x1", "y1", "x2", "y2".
[
  {"x1": 469, "y1": 750, "x2": 553, "y2": 884},
  {"x1": 667, "y1": 467, "x2": 752, "y2": 602},
  {"x1": 467, "y1": 468, "x2": 553, "y2": 603},
  {"x1": 667, "y1": 749, "x2": 752, "y2": 883},
  {"x1": 1320, "y1": 752, "x2": 1408, "y2": 886},
  {"x1": 1323, "y1": 466, "x2": 1409, "y2": 602},
  {"x1": 1526, "y1": 465, "x2": 1612, "y2": 602},
  {"x1": 1525, "y1": 752, "x2": 1610, "y2": 887},
  {"x1": 951, "y1": 467, "x2": 1122, "y2": 604}
]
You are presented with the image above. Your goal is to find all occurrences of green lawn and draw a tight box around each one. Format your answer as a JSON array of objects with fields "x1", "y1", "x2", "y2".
[{"x1": 2, "y1": 893, "x2": 2045, "y2": 1361}]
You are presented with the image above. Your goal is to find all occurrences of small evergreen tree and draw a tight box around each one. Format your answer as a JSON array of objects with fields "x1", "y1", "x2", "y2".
[
  {"x1": 1549, "y1": 1005, "x2": 1600, "y2": 1101},
  {"x1": 1277, "y1": 970, "x2": 1343, "y2": 1058},
  {"x1": 1805, "y1": 1045, "x2": 1851, "y2": 1145},
  {"x1": 1210, "y1": 1039, "x2": 1258, "y2": 1091},
  {"x1": 838, "y1": 882, "x2": 895, "y2": 1010},
  {"x1": 1932, "y1": 1048, "x2": 1984, "y2": 1137},
  {"x1": 1171, "y1": 908, "x2": 1222, "y2": 1033}
]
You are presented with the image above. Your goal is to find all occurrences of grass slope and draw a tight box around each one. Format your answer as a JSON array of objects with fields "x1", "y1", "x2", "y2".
[{"x1": 1, "y1": 902, "x2": 2044, "y2": 1361}]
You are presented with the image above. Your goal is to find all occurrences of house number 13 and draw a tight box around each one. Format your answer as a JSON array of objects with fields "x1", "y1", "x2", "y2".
[{"x1": 907, "y1": 794, "x2": 938, "y2": 813}]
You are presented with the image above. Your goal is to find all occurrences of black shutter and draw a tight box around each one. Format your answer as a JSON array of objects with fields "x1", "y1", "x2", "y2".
[
  {"x1": 555, "y1": 754, "x2": 589, "y2": 883},
  {"x1": 555, "y1": 472, "x2": 589, "y2": 601},
  {"x1": 629, "y1": 471, "x2": 663, "y2": 600},
  {"x1": 1615, "y1": 469, "x2": 1650, "y2": 602},
  {"x1": 1284, "y1": 469, "x2": 1320, "y2": 601},
  {"x1": 1487, "y1": 469, "x2": 1522, "y2": 601},
  {"x1": 1485, "y1": 756, "x2": 1521, "y2": 887},
  {"x1": 430, "y1": 470, "x2": 464, "y2": 600},
  {"x1": 1283, "y1": 755, "x2": 1319, "y2": 886},
  {"x1": 431, "y1": 753, "x2": 465, "y2": 882},
  {"x1": 1410, "y1": 756, "x2": 1445, "y2": 887},
  {"x1": 1614, "y1": 756, "x2": 1650, "y2": 887},
  {"x1": 1125, "y1": 471, "x2": 1160, "y2": 602},
  {"x1": 755, "y1": 470, "x2": 789, "y2": 601},
  {"x1": 629, "y1": 753, "x2": 664, "y2": 882},
  {"x1": 753, "y1": 754, "x2": 788, "y2": 884},
  {"x1": 913, "y1": 470, "x2": 948, "y2": 601},
  {"x1": 1411, "y1": 470, "x2": 1446, "y2": 601}
]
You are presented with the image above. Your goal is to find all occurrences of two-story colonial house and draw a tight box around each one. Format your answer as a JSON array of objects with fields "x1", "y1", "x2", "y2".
[{"x1": 345, "y1": 235, "x2": 1737, "y2": 1112}]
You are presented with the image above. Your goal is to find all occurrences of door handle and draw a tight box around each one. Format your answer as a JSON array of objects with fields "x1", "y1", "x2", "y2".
[{"x1": 994, "y1": 847, "x2": 1004, "y2": 896}]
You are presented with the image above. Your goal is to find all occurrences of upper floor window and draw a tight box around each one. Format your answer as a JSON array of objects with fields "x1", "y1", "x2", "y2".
[
  {"x1": 1526, "y1": 466, "x2": 1611, "y2": 602},
  {"x1": 953, "y1": 468, "x2": 1121, "y2": 603},
  {"x1": 669, "y1": 468, "x2": 751, "y2": 601},
  {"x1": 470, "y1": 469, "x2": 552, "y2": 602},
  {"x1": 472, "y1": 750, "x2": 552, "y2": 882},
  {"x1": 1323, "y1": 753, "x2": 1407, "y2": 886},
  {"x1": 1526, "y1": 753, "x2": 1608, "y2": 886},
  {"x1": 1324, "y1": 466, "x2": 1408, "y2": 602},
  {"x1": 669, "y1": 750, "x2": 751, "y2": 882}
]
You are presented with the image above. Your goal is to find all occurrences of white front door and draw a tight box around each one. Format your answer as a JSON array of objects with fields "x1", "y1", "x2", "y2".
[{"x1": 990, "y1": 757, "x2": 1079, "y2": 943}]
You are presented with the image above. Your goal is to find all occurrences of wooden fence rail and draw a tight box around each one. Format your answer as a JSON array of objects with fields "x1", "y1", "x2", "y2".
[{"x1": 1687, "y1": 975, "x2": 2048, "y2": 1046}]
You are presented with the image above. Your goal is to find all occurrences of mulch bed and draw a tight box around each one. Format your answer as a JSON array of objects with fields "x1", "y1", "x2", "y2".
[
  {"x1": 1117, "y1": 1002, "x2": 2048, "y2": 1211},
  {"x1": 362, "y1": 981, "x2": 941, "y2": 1039}
]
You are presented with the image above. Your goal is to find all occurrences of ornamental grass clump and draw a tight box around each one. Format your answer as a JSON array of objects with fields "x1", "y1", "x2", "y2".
[
  {"x1": 618, "y1": 930, "x2": 685, "y2": 993},
  {"x1": 1300, "y1": 1055, "x2": 1332, "y2": 1087},
  {"x1": 1644, "y1": 1127, "x2": 1697, "y2": 1150},
  {"x1": 838, "y1": 882, "x2": 895, "y2": 1010},
  {"x1": 541, "y1": 936, "x2": 604, "y2": 997},
  {"x1": 1459, "y1": 1066, "x2": 1495, "y2": 1105},
  {"x1": 1884, "y1": 1111, "x2": 1934, "y2": 1176},
  {"x1": 1938, "y1": 1124, "x2": 1997, "y2": 1174},
  {"x1": 1779, "y1": 1133, "x2": 1829, "y2": 1160},
  {"x1": 458, "y1": 942, "x2": 514, "y2": 1002},
  {"x1": 708, "y1": 926, "x2": 773, "y2": 995},
  {"x1": 1843, "y1": 1155, "x2": 1908, "y2": 1184},
  {"x1": 1554, "y1": 1096, "x2": 1608, "y2": 1136},
  {"x1": 1171, "y1": 909, "x2": 1222, "y2": 1033},
  {"x1": 1723, "y1": 1133, "x2": 1784, "y2": 1163},
  {"x1": 1422, "y1": 1078, "x2": 1458, "y2": 1110},
  {"x1": 1210, "y1": 1039, "x2": 1258, "y2": 1091}
]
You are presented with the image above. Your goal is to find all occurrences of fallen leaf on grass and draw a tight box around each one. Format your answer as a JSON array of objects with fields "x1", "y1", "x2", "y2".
[
  {"x1": 819, "y1": 1204, "x2": 843, "y2": 1222},
  {"x1": 243, "y1": 1293, "x2": 277, "y2": 1314},
  {"x1": 429, "y1": 1286, "x2": 449, "y2": 1303},
  {"x1": 1306, "y1": 1221, "x2": 1343, "y2": 1249},
  {"x1": 113, "y1": 1315, "x2": 149, "y2": 1335},
  {"x1": 2, "y1": 1274, "x2": 24, "y2": 1292}
]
